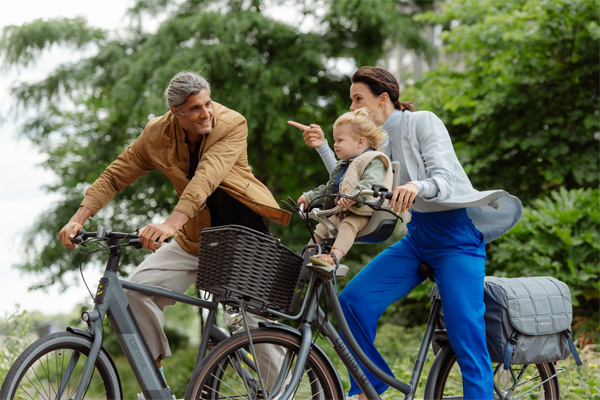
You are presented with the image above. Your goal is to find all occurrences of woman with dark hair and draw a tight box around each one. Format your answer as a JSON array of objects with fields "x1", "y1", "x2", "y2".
[{"x1": 289, "y1": 66, "x2": 522, "y2": 400}]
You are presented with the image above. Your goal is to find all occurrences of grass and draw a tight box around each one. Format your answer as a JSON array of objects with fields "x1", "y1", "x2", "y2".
[
  {"x1": 559, "y1": 344, "x2": 600, "y2": 399},
  {"x1": 111, "y1": 323, "x2": 600, "y2": 399}
]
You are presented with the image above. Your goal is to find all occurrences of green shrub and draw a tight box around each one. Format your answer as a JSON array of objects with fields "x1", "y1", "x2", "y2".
[
  {"x1": 487, "y1": 187, "x2": 599, "y2": 321},
  {"x1": 0, "y1": 306, "x2": 34, "y2": 378}
]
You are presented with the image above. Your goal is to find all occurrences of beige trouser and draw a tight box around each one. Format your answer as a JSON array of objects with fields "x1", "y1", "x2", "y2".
[
  {"x1": 313, "y1": 214, "x2": 370, "y2": 256},
  {"x1": 125, "y1": 241, "x2": 281, "y2": 365}
]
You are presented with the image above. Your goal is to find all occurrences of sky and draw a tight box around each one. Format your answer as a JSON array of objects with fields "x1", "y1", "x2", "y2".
[{"x1": 0, "y1": 1, "x2": 131, "y2": 317}]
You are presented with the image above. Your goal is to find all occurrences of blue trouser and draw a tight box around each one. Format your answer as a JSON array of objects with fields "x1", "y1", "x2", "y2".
[{"x1": 339, "y1": 208, "x2": 494, "y2": 399}]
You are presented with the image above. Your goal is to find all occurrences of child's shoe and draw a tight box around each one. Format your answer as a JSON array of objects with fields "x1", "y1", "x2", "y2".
[
  {"x1": 307, "y1": 254, "x2": 349, "y2": 279},
  {"x1": 310, "y1": 253, "x2": 336, "y2": 266}
]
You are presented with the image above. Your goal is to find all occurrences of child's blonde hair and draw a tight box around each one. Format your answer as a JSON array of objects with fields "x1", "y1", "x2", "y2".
[{"x1": 333, "y1": 108, "x2": 386, "y2": 151}]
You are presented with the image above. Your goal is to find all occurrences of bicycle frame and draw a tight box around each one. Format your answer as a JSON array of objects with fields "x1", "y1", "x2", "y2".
[
  {"x1": 256, "y1": 270, "x2": 442, "y2": 400},
  {"x1": 236, "y1": 256, "x2": 563, "y2": 400},
  {"x1": 178, "y1": 190, "x2": 565, "y2": 400},
  {"x1": 71, "y1": 230, "x2": 226, "y2": 400},
  {"x1": 321, "y1": 280, "x2": 442, "y2": 399}
]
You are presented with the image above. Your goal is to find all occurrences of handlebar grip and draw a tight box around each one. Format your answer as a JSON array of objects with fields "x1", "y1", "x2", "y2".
[
  {"x1": 371, "y1": 184, "x2": 395, "y2": 200},
  {"x1": 71, "y1": 229, "x2": 87, "y2": 244},
  {"x1": 128, "y1": 237, "x2": 172, "y2": 248}
]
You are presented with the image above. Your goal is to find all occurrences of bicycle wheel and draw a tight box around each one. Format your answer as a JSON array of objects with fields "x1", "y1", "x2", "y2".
[
  {"x1": 425, "y1": 344, "x2": 560, "y2": 400},
  {"x1": 186, "y1": 328, "x2": 343, "y2": 399},
  {"x1": 0, "y1": 331, "x2": 121, "y2": 400}
]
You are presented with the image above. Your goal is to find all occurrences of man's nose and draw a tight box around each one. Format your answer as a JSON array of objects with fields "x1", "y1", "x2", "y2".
[{"x1": 199, "y1": 107, "x2": 210, "y2": 118}]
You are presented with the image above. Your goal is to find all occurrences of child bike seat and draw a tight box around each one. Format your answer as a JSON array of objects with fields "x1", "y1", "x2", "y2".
[{"x1": 355, "y1": 161, "x2": 401, "y2": 244}]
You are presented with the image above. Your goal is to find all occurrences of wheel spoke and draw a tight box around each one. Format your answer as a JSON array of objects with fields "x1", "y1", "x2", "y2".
[
  {"x1": 185, "y1": 328, "x2": 342, "y2": 400},
  {"x1": 0, "y1": 332, "x2": 120, "y2": 400},
  {"x1": 428, "y1": 345, "x2": 560, "y2": 400}
]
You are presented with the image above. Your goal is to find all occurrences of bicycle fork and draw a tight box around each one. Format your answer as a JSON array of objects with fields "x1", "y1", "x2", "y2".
[
  {"x1": 66, "y1": 311, "x2": 106, "y2": 400},
  {"x1": 75, "y1": 271, "x2": 174, "y2": 400},
  {"x1": 267, "y1": 283, "x2": 327, "y2": 400}
]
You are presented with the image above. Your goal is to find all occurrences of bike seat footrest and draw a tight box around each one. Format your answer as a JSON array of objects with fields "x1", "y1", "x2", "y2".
[{"x1": 306, "y1": 263, "x2": 349, "y2": 280}]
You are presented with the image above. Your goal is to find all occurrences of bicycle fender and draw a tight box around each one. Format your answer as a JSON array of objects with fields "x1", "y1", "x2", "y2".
[
  {"x1": 66, "y1": 326, "x2": 121, "y2": 386},
  {"x1": 259, "y1": 322, "x2": 344, "y2": 389},
  {"x1": 423, "y1": 343, "x2": 454, "y2": 399}
]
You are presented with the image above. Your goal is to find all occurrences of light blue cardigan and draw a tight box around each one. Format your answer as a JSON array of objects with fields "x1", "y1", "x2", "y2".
[{"x1": 315, "y1": 110, "x2": 522, "y2": 243}]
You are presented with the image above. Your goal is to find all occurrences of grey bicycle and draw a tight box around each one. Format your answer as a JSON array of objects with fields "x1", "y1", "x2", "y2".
[
  {"x1": 185, "y1": 188, "x2": 566, "y2": 400},
  {"x1": 0, "y1": 227, "x2": 232, "y2": 400}
]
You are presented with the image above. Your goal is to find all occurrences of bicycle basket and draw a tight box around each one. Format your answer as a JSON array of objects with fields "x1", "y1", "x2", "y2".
[{"x1": 196, "y1": 225, "x2": 303, "y2": 313}]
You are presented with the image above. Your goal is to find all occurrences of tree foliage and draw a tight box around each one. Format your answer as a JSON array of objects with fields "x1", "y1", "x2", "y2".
[
  {"x1": 380, "y1": 0, "x2": 600, "y2": 326},
  {"x1": 387, "y1": 0, "x2": 600, "y2": 327},
  {"x1": 3, "y1": 0, "x2": 596, "y2": 329},
  {"x1": 1, "y1": 0, "x2": 433, "y2": 288},
  {"x1": 0, "y1": 306, "x2": 34, "y2": 378},
  {"x1": 412, "y1": 0, "x2": 599, "y2": 203}
]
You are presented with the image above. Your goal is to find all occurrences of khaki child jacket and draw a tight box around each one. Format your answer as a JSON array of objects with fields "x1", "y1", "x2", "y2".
[{"x1": 81, "y1": 102, "x2": 291, "y2": 255}]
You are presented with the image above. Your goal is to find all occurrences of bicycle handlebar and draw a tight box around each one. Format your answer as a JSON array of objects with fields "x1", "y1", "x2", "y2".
[
  {"x1": 308, "y1": 187, "x2": 394, "y2": 218},
  {"x1": 71, "y1": 226, "x2": 171, "y2": 248}
]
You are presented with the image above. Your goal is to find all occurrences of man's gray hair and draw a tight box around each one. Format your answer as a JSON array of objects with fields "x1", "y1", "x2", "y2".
[{"x1": 164, "y1": 71, "x2": 211, "y2": 110}]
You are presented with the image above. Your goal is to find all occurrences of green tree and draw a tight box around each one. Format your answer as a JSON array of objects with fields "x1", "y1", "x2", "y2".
[
  {"x1": 412, "y1": 0, "x2": 599, "y2": 203},
  {"x1": 1, "y1": 0, "x2": 433, "y2": 287},
  {"x1": 378, "y1": 0, "x2": 600, "y2": 327}
]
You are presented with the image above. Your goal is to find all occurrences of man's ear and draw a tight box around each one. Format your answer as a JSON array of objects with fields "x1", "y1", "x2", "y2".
[{"x1": 170, "y1": 106, "x2": 179, "y2": 116}]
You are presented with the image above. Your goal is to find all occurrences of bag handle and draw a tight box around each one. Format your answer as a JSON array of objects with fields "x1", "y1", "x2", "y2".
[
  {"x1": 503, "y1": 333, "x2": 518, "y2": 369},
  {"x1": 567, "y1": 330, "x2": 583, "y2": 366}
]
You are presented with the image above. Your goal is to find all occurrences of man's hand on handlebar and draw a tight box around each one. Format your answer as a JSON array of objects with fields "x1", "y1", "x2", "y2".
[
  {"x1": 59, "y1": 206, "x2": 93, "y2": 249},
  {"x1": 138, "y1": 223, "x2": 177, "y2": 251},
  {"x1": 59, "y1": 221, "x2": 84, "y2": 249}
]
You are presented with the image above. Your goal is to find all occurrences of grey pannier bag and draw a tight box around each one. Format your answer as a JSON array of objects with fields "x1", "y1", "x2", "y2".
[
  {"x1": 432, "y1": 276, "x2": 582, "y2": 368},
  {"x1": 483, "y1": 276, "x2": 581, "y2": 368}
]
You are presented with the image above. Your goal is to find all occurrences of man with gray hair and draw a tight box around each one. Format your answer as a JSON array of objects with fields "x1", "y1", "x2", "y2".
[{"x1": 58, "y1": 71, "x2": 291, "y2": 392}]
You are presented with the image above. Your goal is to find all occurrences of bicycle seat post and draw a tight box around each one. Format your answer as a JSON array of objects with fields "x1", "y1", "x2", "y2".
[{"x1": 418, "y1": 262, "x2": 435, "y2": 282}]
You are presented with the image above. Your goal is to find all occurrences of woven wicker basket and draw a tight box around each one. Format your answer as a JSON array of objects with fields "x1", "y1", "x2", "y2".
[{"x1": 197, "y1": 225, "x2": 303, "y2": 312}]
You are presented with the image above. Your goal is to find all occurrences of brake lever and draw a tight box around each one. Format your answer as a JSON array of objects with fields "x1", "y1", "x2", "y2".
[
  {"x1": 282, "y1": 197, "x2": 305, "y2": 218},
  {"x1": 71, "y1": 229, "x2": 87, "y2": 245}
]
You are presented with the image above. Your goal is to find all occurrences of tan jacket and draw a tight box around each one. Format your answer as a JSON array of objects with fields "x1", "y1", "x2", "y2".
[{"x1": 81, "y1": 102, "x2": 290, "y2": 255}]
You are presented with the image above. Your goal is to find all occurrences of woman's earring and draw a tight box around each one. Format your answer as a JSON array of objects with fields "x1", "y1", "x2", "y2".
[{"x1": 379, "y1": 106, "x2": 384, "y2": 112}]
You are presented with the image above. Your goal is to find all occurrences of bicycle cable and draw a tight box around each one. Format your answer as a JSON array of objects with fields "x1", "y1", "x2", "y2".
[
  {"x1": 77, "y1": 238, "x2": 110, "y2": 301},
  {"x1": 75, "y1": 229, "x2": 139, "y2": 303}
]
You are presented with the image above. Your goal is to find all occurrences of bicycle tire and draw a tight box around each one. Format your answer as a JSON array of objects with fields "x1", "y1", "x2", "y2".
[
  {"x1": 186, "y1": 328, "x2": 344, "y2": 399},
  {"x1": 425, "y1": 344, "x2": 560, "y2": 400},
  {"x1": 0, "y1": 331, "x2": 121, "y2": 400}
]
